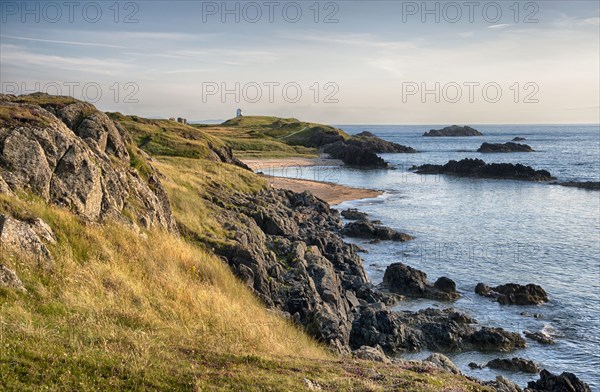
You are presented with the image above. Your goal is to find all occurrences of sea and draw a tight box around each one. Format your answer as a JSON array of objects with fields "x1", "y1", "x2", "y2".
[{"x1": 268, "y1": 124, "x2": 600, "y2": 390}]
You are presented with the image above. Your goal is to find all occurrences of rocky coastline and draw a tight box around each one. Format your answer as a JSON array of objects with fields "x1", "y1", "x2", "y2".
[
  {"x1": 411, "y1": 158, "x2": 555, "y2": 181},
  {"x1": 423, "y1": 125, "x2": 483, "y2": 137}
]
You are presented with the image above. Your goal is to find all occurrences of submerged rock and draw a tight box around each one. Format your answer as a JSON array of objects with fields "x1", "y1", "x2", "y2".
[
  {"x1": 512, "y1": 137, "x2": 527, "y2": 142},
  {"x1": 423, "y1": 125, "x2": 483, "y2": 137},
  {"x1": 477, "y1": 142, "x2": 534, "y2": 153},
  {"x1": 486, "y1": 357, "x2": 540, "y2": 373},
  {"x1": 475, "y1": 283, "x2": 548, "y2": 305},
  {"x1": 411, "y1": 158, "x2": 554, "y2": 182},
  {"x1": 524, "y1": 330, "x2": 555, "y2": 345},
  {"x1": 555, "y1": 181, "x2": 600, "y2": 191},
  {"x1": 527, "y1": 369, "x2": 591, "y2": 392}
]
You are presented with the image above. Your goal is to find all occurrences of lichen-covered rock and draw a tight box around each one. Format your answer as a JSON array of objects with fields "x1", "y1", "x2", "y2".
[
  {"x1": 0, "y1": 95, "x2": 177, "y2": 232},
  {"x1": 0, "y1": 264, "x2": 26, "y2": 292},
  {"x1": 0, "y1": 214, "x2": 53, "y2": 264},
  {"x1": 353, "y1": 345, "x2": 390, "y2": 363},
  {"x1": 425, "y1": 353, "x2": 461, "y2": 374}
]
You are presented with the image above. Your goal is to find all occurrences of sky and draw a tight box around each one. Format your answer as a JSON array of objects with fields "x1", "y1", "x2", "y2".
[{"x1": 1, "y1": 0, "x2": 599, "y2": 124}]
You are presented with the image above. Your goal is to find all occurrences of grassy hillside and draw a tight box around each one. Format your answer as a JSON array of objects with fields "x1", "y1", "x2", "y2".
[
  {"x1": 197, "y1": 116, "x2": 349, "y2": 158},
  {"x1": 1, "y1": 98, "x2": 491, "y2": 391}
]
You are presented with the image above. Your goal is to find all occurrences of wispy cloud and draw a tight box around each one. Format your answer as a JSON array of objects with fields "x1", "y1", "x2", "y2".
[
  {"x1": 0, "y1": 35, "x2": 126, "y2": 48},
  {"x1": 458, "y1": 31, "x2": 475, "y2": 38},
  {"x1": 488, "y1": 24, "x2": 511, "y2": 30}
]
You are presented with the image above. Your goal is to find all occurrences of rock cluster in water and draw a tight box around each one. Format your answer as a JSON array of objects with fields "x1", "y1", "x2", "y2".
[
  {"x1": 423, "y1": 125, "x2": 483, "y2": 137},
  {"x1": 382, "y1": 263, "x2": 459, "y2": 301},
  {"x1": 475, "y1": 282, "x2": 548, "y2": 305},
  {"x1": 411, "y1": 158, "x2": 555, "y2": 181},
  {"x1": 477, "y1": 142, "x2": 534, "y2": 153}
]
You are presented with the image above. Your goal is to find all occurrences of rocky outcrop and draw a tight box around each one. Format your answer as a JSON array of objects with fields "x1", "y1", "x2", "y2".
[
  {"x1": 0, "y1": 95, "x2": 177, "y2": 231},
  {"x1": 350, "y1": 306, "x2": 525, "y2": 353},
  {"x1": 512, "y1": 137, "x2": 527, "y2": 142},
  {"x1": 322, "y1": 135, "x2": 416, "y2": 168},
  {"x1": 475, "y1": 283, "x2": 548, "y2": 305},
  {"x1": 486, "y1": 357, "x2": 540, "y2": 373},
  {"x1": 302, "y1": 126, "x2": 345, "y2": 148},
  {"x1": 341, "y1": 220, "x2": 413, "y2": 242},
  {"x1": 555, "y1": 181, "x2": 600, "y2": 191},
  {"x1": 524, "y1": 330, "x2": 555, "y2": 345},
  {"x1": 477, "y1": 142, "x2": 534, "y2": 153},
  {"x1": 382, "y1": 263, "x2": 459, "y2": 301},
  {"x1": 527, "y1": 369, "x2": 591, "y2": 392},
  {"x1": 0, "y1": 264, "x2": 26, "y2": 292},
  {"x1": 411, "y1": 158, "x2": 555, "y2": 182},
  {"x1": 423, "y1": 125, "x2": 482, "y2": 137},
  {"x1": 486, "y1": 376, "x2": 523, "y2": 392}
]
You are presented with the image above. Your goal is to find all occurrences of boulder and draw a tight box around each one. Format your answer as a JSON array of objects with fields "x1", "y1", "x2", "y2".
[
  {"x1": 489, "y1": 375, "x2": 523, "y2": 392},
  {"x1": 468, "y1": 327, "x2": 526, "y2": 352},
  {"x1": 353, "y1": 345, "x2": 390, "y2": 363},
  {"x1": 0, "y1": 215, "x2": 53, "y2": 264},
  {"x1": 342, "y1": 220, "x2": 413, "y2": 242},
  {"x1": 527, "y1": 369, "x2": 591, "y2": 392},
  {"x1": 382, "y1": 263, "x2": 459, "y2": 301},
  {"x1": 486, "y1": 357, "x2": 540, "y2": 373},
  {"x1": 423, "y1": 125, "x2": 482, "y2": 137},
  {"x1": 0, "y1": 264, "x2": 26, "y2": 292},
  {"x1": 425, "y1": 353, "x2": 461, "y2": 374},
  {"x1": 477, "y1": 142, "x2": 534, "y2": 153},
  {"x1": 475, "y1": 283, "x2": 548, "y2": 305}
]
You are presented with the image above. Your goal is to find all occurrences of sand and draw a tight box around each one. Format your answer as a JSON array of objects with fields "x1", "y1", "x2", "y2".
[{"x1": 242, "y1": 158, "x2": 382, "y2": 205}]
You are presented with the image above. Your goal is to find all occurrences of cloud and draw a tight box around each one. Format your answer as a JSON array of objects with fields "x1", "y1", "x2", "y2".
[
  {"x1": 488, "y1": 24, "x2": 511, "y2": 30},
  {"x1": 0, "y1": 35, "x2": 126, "y2": 48},
  {"x1": 458, "y1": 31, "x2": 475, "y2": 38},
  {"x1": 577, "y1": 17, "x2": 600, "y2": 26}
]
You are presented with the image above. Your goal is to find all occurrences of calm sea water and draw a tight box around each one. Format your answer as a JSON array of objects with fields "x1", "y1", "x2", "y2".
[{"x1": 269, "y1": 125, "x2": 600, "y2": 390}]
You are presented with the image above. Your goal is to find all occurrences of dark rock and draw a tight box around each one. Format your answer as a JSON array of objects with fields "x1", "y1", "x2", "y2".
[
  {"x1": 423, "y1": 125, "x2": 482, "y2": 137},
  {"x1": 341, "y1": 208, "x2": 369, "y2": 221},
  {"x1": 342, "y1": 220, "x2": 413, "y2": 242},
  {"x1": 477, "y1": 142, "x2": 534, "y2": 153},
  {"x1": 512, "y1": 137, "x2": 527, "y2": 141},
  {"x1": 322, "y1": 134, "x2": 417, "y2": 168},
  {"x1": 434, "y1": 277, "x2": 457, "y2": 293},
  {"x1": 527, "y1": 369, "x2": 591, "y2": 392},
  {"x1": 469, "y1": 362, "x2": 483, "y2": 369},
  {"x1": 355, "y1": 131, "x2": 376, "y2": 137},
  {"x1": 487, "y1": 375, "x2": 523, "y2": 392},
  {"x1": 475, "y1": 282, "x2": 548, "y2": 305},
  {"x1": 486, "y1": 357, "x2": 540, "y2": 373},
  {"x1": 411, "y1": 158, "x2": 554, "y2": 182},
  {"x1": 383, "y1": 264, "x2": 459, "y2": 301},
  {"x1": 524, "y1": 330, "x2": 555, "y2": 345},
  {"x1": 556, "y1": 181, "x2": 600, "y2": 191},
  {"x1": 469, "y1": 327, "x2": 526, "y2": 352}
]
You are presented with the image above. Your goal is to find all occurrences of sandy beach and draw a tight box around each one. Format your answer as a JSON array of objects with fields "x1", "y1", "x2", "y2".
[{"x1": 243, "y1": 158, "x2": 382, "y2": 205}]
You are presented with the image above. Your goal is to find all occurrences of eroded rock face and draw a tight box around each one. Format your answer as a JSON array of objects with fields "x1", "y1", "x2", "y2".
[
  {"x1": 426, "y1": 353, "x2": 461, "y2": 374},
  {"x1": 475, "y1": 283, "x2": 548, "y2": 305},
  {"x1": 0, "y1": 95, "x2": 177, "y2": 231},
  {"x1": 527, "y1": 369, "x2": 591, "y2": 392}
]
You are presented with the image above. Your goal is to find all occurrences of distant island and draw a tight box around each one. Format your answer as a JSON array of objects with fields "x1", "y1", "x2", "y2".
[{"x1": 423, "y1": 125, "x2": 483, "y2": 137}]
